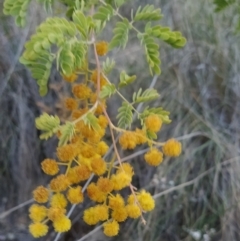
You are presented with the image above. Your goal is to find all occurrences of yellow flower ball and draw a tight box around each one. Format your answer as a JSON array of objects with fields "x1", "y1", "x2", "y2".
[
  {"x1": 64, "y1": 97, "x2": 78, "y2": 110},
  {"x1": 50, "y1": 193, "x2": 68, "y2": 209},
  {"x1": 137, "y1": 190, "x2": 155, "y2": 212},
  {"x1": 103, "y1": 220, "x2": 119, "y2": 237},
  {"x1": 62, "y1": 73, "x2": 78, "y2": 83},
  {"x1": 162, "y1": 138, "x2": 182, "y2": 157},
  {"x1": 67, "y1": 186, "x2": 84, "y2": 204},
  {"x1": 119, "y1": 131, "x2": 138, "y2": 150},
  {"x1": 72, "y1": 83, "x2": 91, "y2": 100},
  {"x1": 87, "y1": 183, "x2": 107, "y2": 203},
  {"x1": 116, "y1": 163, "x2": 134, "y2": 178},
  {"x1": 91, "y1": 157, "x2": 107, "y2": 176},
  {"x1": 57, "y1": 144, "x2": 78, "y2": 162},
  {"x1": 53, "y1": 216, "x2": 71, "y2": 232},
  {"x1": 83, "y1": 207, "x2": 100, "y2": 225},
  {"x1": 144, "y1": 148, "x2": 163, "y2": 166},
  {"x1": 126, "y1": 204, "x2": 141, "y2": 219},
  {"x1": 95, "y1": 205, "x2": 109, "y2": 221},
  {"x1": 145, "y1": 114, "x2": 162, "y2": 132},
  {"x1": 41, "y1": 159, "x2": 59, "y2": 176},
  {"x1": 29, "y1": 204, "x2": 47, "y2": 222},
  {"x1": 108, "y1": 194, "x2": 125, "y2": 209},
  {"x1": 29, "y1": 222, "x2": 48, "y2": 238},
  {"x1": 97, "y1": 177, "x2": 114, "y2": 193},
  {"x1": 50, "y1": 174, "x2": 70, "y2": 192},
  {"x1": 48, "y1": 207, "x2": 66, "y2": 221},
  {"x1": 111, "y1": 172, "x2": 131, "y2": 190},
  {"x1": 111, "y1": 207, "x2": 128, "y2": 222},
  {"x1": 96, "y1": 41, "x2": 108, "y2": 56},
  {"x1": 33, "y1": 185, "x2": 49, "y2": 203}
]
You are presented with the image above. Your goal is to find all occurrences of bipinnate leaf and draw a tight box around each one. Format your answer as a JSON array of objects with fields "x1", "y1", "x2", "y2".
[
  {"x1": 119, "y1": 71, "x2": 136, "y2": 88},
  {"x1": 139, "y1": 34, "x2": 161, "y2": 75},
  {"x1": 134, "y1": 5, "x2": 163, "y2": 21},
  {"x1": 132, "y1": 88, "x2": 159, "y2": 103},
  {"x1": 103, "y1": 58, "x2": 115, "y2": 74},
  {"x1": 35, "y1": 113, "x2": 60, "y2": 140},
  {"x1": 99, "y1": 84, "x2": 116, "y2": 99},
  {"x1": 117, "y1": 102, "x2": 133, "y2": 129},
  {"x1": 58, "y1": 122, "x2": 75, "y2": 146},
  {"x1": 82, "y1": 113, "x2": 101, "y2": 131},
  {"x1": 109, "y1": 18, "x2": 130, "y2": 50}
]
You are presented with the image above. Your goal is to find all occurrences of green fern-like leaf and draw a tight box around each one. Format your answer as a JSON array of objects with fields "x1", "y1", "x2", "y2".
[
  {"x1": 103, "y1": 58, "x2": 115, "y2": 74},
  {"x1": 19, "y1": 16, "x2": 88, "y2": 96},
  {"x1": 119, "y1": 71, "x2": 136, "y2": 88},
  {"x1": 134, "y1": 5, "x2": 163, "y2": 21},
  {"x1": 82, "y1": 113, "x2": 101, "y2": 131},
  {"x1": 109, "y1": 18, "x2": 130, "y2": 50},
  {"x1": 35, "y1": 113, "x2": 60, "y2": 140},
  {"x1": 117, "y1": 101, "x2": 133, "y2": 129},
  {"x1": 58, "y1": 122, "x2": 75, "y2": 146},
  {"x1": 139, "y1": 34, "x2": 161, "y2": 75},
  {"x1": 213, "y1": 0, "x2": 235, "y2": 12},
  {"x1": 151, "y1": 26, "x2": 186, "y2": 48},
  {"x1": 99, "y1": 84, "x2": 116, "y2": 99},
  {"x1": 133, "y1": 88, "x2": 159, "y2": 103},
  {"x1": 93, "y1": 4, "x2": 114, "y2": 23},
  {"x1": 140, "y1": 107, "x2": 171, "y2": 124},
  {"x1": 3, "y1": 0, "x2": 31, "y2": 27}
]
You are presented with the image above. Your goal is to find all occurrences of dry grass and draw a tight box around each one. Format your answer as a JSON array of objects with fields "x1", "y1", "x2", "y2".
[{"x1": 1, "y1": 0, "x2": 240, "y2": 240}]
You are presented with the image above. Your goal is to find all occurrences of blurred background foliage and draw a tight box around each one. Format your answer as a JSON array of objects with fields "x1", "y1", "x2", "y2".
[{"x1": 1, "y1": 0, "x2": 240, "y2": 240}]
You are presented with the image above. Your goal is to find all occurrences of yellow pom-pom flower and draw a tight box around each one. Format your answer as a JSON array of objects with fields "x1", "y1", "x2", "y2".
[
  {"x1": 96, "y1": 41, "x2": 108, "y2": 56},
  {"x1": 108, "y1": 194, "x2": 125, "y2": 209},
  {"x1": 111, "y1": 207, "x2": 128, "y2": 222},
  {"x1": 29, "y1": 204, "x2": 47, "y2": 222},
  {"x1": 29, "y1": 222, "x2": 48, "y2": 238},
  {"x1": 96, "y1": 141, "x2": 109, "y2": 156},
  {"x1": 83, "y1": 207, "x2": 100, "y2": 225},
  {"x1": 137, "y1": 190, "x2": 155, "y2": 212},
  {"x1": 48, "y1": 207, "x2": 66, "y2": 221},
  {"x1": 135, "y1": 128, "x2": 147, "y2": 145},
  {"x1": 50, "y1": 174, "x2": 70, "y2": 192},
  {"x1": 144, "y1": 148, "x2": 163, "y2": 166},
  {"x1": 87, "y1": 183, "x2": 107, "y2": 203},
  {"x1": 116, "y1": 163, "x2": 134, "y2": 178},
  {"x1": 33, "y1": 185, "x2": 49, "y2": 203},
  {"x1": 53, "y1": 216, "x2": 71, "y2": 233},
  {"x1": 95, "y1": 205, "x2": 109, "y2": 221},
  {"x1": 145, "y1": 114, "x2": 162, "y2": 133},
  {"x1": 162, "y1": 138, "x2": 182, "y2": 157},
  {"x1": 97, "y1": 177, "x2": 114, "y2": 193},
  {"x1": 126, "y1": 204, "x2": 141, "y2": 219},
  {"x1": 72, "y1": 83, "x2": 91, "y2": 100},
  {"x1": 50, "y1": 193, "x2": 68, "y2": 209},
  {"x1": 62, "y1": 73, "x2": 78, "y2": 83},
  {"x1": 67, "y1": 186, "x2": 84, "y2": 204},
  {"x1": 64, "y1": 97, "x2": 78, "y2": 110},
  {"x1": 57, "y1": 144, "x2": 78, "y2": 162},
  {"x1": 41, "y1": 159, "x2": 59, "y2": 176},
  {"x1": 111, "y1": 172, "x2": 131, "y2": 190},
  {"x1": 119, "y1": 131, "x2": 138, "y2": 150},
  {"x1": 103, "y1": 220, "x2": 119, "y2": 237},
  {"x1": 91, "y1": 157, "x2": 107, "y2": 176}
]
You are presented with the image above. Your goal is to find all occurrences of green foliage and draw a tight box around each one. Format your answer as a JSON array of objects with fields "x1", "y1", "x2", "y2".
[
  {"x1": 213, "y1": 0, "x2": 235, "y2": 12},
  {"x1": 138, "y1": 34, "x2": 161, "y2": 75},
  {"x1": 149, "y1": 25, "x2": 187, "y2": 48},
  {"x1": 19, "y1": 16, "x2": 88, "y2": 96},
  {"x1": 82, "y1": 113, "x2": 101, "y2": 131},
  {"x1": 109, "y1": 18, "x2": 130, "y2": 50},
  {"x1": 93, "y1": 4, "x2": 114, "y2": 24},
  {"x1": 58, "y1": 122, "x2": 75, "y2": 146},
  {"x1": 3, "y1": 0, "x2": 31, "y2": 27},
  {"x1": 117, "y1": 101, "x2": 133, "y2": 129},
  {"x1": 119, "y1": 71, "x2": 136, "y2": 88},
  {"x1": 134, "y1": 5, "x2": 163, "y2": 21},
  {"x1": 132, "y1": 88, "x2": 159, "y2": 103},
  {"x1": 140, "y1": 107, "x2": 171, "y2": 124},
  {"x1": 35, "y1": 113, "x2": 60, "y2": 140},
  {"x1": 103, "y1": 58, "x2": 115, "y2": 74},
  {"x1": 99, "y1": 84, "x2": 116, "y2": 99}
]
